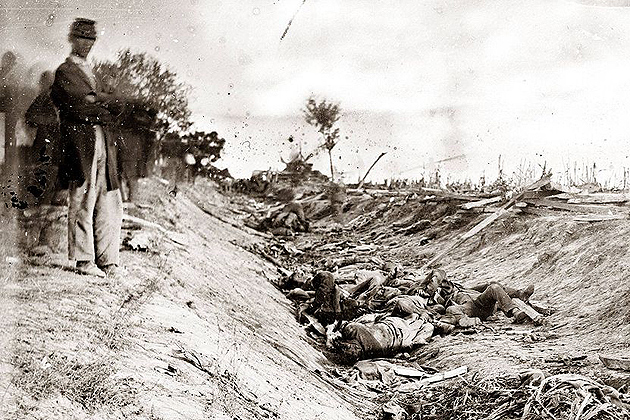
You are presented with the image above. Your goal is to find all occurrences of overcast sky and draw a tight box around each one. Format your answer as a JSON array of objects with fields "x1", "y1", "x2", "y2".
[{"x1": 3, "y1": 0, "x2": 630, "y2": 184}]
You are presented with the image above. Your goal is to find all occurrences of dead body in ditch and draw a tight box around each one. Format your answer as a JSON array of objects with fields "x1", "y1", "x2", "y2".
[
  {"x1": 330, "y1": 311, "x2": 434, "y2": 365},
  {"x1": 306, "y1": 268, "x2": 540, "y2": 363},
  {"x1": 412, "y1": 270, "x2": 536, "y2": 327}
]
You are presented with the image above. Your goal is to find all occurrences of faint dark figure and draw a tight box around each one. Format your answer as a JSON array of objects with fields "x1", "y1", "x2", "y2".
[
  {"x1": 0, "y1": 51, "x2": 18, "y2": 166},
  {"x1": 328, "y1": 181, "x2": 346, "y2": 222},
  {"x1": 115, "y1": 100, "x2": 157, "y2": 202},
  {"x1": 25, "y1": 70, "x2": 63, "y2": 204}
]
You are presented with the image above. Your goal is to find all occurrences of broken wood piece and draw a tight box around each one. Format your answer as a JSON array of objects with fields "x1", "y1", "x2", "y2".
[
  {"x1": 523, "y1": 198, "x2": 626, "y2": 215},
  {"x1": 460, "y1": 196, "x2": 502, "y2": 210},
  {"x1": 573, "y1": 214, "x2": 626, "y2": 222},
  {"x1": 392, "y1": 366, "x2": 429, "y2": 378},
  {"x1": 420, "y1": 365, "x2": 468, "y2": 384},
  {"x1": 512, "y1": 298, "x2": 545, "y2": 325},
  {"x1": 599, "y1": 354, "x2": 630, "y2": 371},
  {"x1": 123, "y1": 214, "x2": 167, "y2": 233},
  {"x1": 398, "y1": 366, "x2": 468, "y2": 392}
]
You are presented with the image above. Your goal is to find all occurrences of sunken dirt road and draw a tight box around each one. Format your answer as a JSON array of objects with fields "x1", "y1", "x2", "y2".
[{"x1": 1, "y1": 177, "x2": 629, "y2": 420}]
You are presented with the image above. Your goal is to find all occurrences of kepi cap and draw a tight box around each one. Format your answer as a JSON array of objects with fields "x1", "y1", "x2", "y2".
[{"x1": 69, "y1": 18, "x2": 97, "y2": 40}]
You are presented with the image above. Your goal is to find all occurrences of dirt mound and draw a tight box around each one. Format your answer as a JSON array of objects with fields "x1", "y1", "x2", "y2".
[
  {"x1": 0, "y1": 178, "x2": 373, "y2": 420},
  {"x1": 309, "y1": 190, "x2": 630, "y2": 350},
  {"x1": 257, "y1": 187, "x2": 630, "y2": 392}
]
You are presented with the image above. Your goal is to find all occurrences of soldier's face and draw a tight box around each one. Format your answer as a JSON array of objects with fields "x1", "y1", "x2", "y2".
[{"x1": 70, "y1": 37, "x2": 95, "y2": 58}]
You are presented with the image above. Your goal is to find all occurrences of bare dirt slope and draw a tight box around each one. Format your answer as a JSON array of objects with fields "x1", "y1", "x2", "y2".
[
  {"x1": 2, "y1": 179, "x2": 629, "y2": 420},
  {"x1": 303, "y1": 192, "x2": 630, "y2": 383},
  {"x1": 0, "y1": 179, "x2": 373, "y2": 420}
]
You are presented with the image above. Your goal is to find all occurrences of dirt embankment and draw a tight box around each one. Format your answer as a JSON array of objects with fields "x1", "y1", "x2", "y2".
[
  {"x1": 333, "y1": 192, "x2": 630, "y2": 375},
  {"x1": 2, "y1": 178, "x2": 629, "y2": 419},
  {"x1": 258, "y1": 187, "x2": 630, "y2": 386},
  {"x1": 0, "y1": 178, "x2": 374, "y2": 420}
]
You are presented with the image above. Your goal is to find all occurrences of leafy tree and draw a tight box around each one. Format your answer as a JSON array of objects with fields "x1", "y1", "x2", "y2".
[
  {"x1": 182, "y1": 130, "x2": 226, "y2": 177},
  {"x1": 303, "y1": 96, "x2": 341, "y2": 178},
  {"x1": 93, "y1": 48, "x2": 192, "y2": 136}
]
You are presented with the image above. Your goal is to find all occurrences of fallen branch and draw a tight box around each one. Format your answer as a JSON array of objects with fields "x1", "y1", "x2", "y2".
[
  {"x1": 357, "y1": 152, "x2": 387, "y2": 191},
  {"x1": 193, "y1": 201, "x2": 272, "y2": 239},
  {"x1": 122, "y1": 214, "x2": 167, "y2": 233}
]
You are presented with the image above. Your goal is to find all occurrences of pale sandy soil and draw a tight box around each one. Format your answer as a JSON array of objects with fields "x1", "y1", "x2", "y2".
[
  {"x1": 0, "y1": 179, "x2": 373, "y2": 420},
  {"x1": 1, "y1": 177, "x2": 629, "y2": 420}
]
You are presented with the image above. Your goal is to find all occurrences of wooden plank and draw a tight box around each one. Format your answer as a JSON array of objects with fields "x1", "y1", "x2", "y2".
[
  {"x1": 419, "y1": 188, "x2": 482, "y2": 201},
  {"x1": 573, "y1": 214, "x2": 626, "y2": 222},
  {"x1": 393, "y1": 366, "x2": 430, "y2": 378},
  {"x1": 521, "y1": 190, "x2": 564, "y2": 200},
  {"x1": 598, "y1": 354, "x2": 630, "y2": 371},
  {"x1": 523, "y1": 198, "x2": 626, "y2": 214},
  {"x1": 398, "y1": 366, "x2": 468, "y2": 392},
  {"x1": 460, "y1": 210, "x2": 507, "y2": 240},
  {"x1": 460, "y1": 196, "x2": 502, "y2": 210},
  {"x1": 512, "y1": 298, "x2": 544, "y2": 325},
  {"x1": 549, "y1": 193, "x2": 630, "y2": 204}
]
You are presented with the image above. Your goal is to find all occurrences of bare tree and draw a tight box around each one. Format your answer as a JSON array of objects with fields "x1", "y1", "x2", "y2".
[{"x1": 303, "y1": 96, "x2": 341, "y2": 179}]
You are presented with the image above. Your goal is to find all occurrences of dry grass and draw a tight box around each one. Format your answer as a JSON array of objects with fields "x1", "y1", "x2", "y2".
[
  {"x1": 391, "y1": 373, "x2": 630, "y2": 420},
  {"x1": 97, "y1": 276, "x2": 162, "y2": 350},
  {"x1": 5, "y1": 245, "x2": 167, "y2": 417},
  {"x1": 11, "y1": 352, "x2": 135, "y2": 412}
]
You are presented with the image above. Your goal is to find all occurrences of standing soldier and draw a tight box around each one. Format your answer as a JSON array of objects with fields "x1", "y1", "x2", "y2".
[{"x1": 51, "y1": 18, "x2": 124, "y2": 278}]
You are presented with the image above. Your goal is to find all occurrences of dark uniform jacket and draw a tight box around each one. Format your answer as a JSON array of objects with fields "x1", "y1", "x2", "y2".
[
  {"x1": 51, "y1": 56, "x2": 120, "y2": 191},
  {"x1": 25, "y1": 89, "x2": 61, "y2": 164}
]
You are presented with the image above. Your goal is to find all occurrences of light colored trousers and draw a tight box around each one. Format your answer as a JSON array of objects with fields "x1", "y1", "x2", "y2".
[{"x1": 68, "y1": 126, "x2": 122, "y2": 266}]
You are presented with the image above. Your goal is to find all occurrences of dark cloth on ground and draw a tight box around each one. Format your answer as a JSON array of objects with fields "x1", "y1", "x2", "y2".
[
  {"x1": 310, "y1": 271, "x2": 342, "y2": 325},
  {"x1": 443, "y1": 283, "x2": 518, "y2": 324},
  {"x1": 260, "y1": 201, "x2": 309, "y2": 233},
  {"x1": 309, "y1": 271, "x2": 363, "y2": 324}
]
